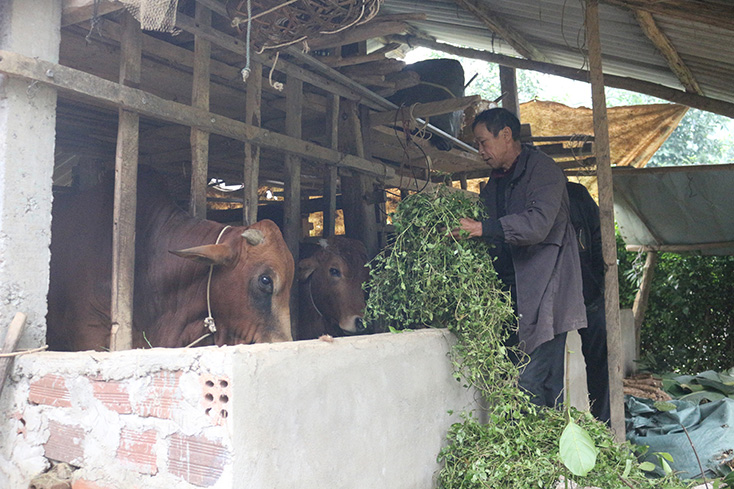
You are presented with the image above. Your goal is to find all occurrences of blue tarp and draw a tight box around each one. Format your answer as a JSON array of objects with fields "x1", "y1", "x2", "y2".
[{"x1": 626, "y1": 396, "x2": 734, "y2": 479}]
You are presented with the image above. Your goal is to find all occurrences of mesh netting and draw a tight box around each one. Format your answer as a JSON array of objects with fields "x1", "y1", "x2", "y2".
[
  {"x1": 227, "y1": 0, "x2": 383, "y2": 51},
  {"x1": 120, "y1": 0, "x2": 180, "y2": 32}
]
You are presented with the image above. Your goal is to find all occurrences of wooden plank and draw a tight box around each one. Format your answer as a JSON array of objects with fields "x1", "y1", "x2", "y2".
[
  {"x1": 110, "y1": 11, "x2": 141, "y2": 352},
  {"x1": 370, "y1": 94, "x2": 481, "y2": 127},
  {"x1": 388, "y1": 34, "x2": 734, "y2": 119},
  {"x1": 243, "y1": 62, "x2": 262, "y2": 226},
  {"x1": 586, "y1": 0, "x2": 624, "y2": 441},
  {"x1": 319, "y1": 43, "x2": 402, "y2": 68},
  {"x1": 452, "y1": 0, "x2": 549, "y2": 61},
  {"x1": 633, "y1": 10, "x2": 702, "y2": 94},
  {"x1": 190, "y1": 3, "x2": 211, "y2": 219},
  {"x1": 0, "y1": 313, "x2": 27, "y2": 397},
  {"x1": 339, "y1": 59, "x2": 406, "y2": 77},
  {"x1": 62, "y1": 0, "x2": 124, "y2": 27},
  {"x1": 0, "y1": 50, "x2": 394, "y2": 178}
]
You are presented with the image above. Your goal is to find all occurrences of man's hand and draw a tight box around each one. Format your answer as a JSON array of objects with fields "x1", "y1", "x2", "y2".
[{"x1": 450, "y1": 218, "x2": 483, "y2": 239}]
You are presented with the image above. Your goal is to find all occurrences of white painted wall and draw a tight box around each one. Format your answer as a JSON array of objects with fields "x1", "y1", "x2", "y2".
[
  {"x1": 0, "y1": 329, "x2": 479, "y2": 489},
  {"x1": 0, "y1": 0, "x2": 60, "y2": 349}
]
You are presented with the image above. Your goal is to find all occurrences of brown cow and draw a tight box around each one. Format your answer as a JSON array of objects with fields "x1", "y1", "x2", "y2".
[
  {"x1": 296, "y1": 236, "x2": 371, "y2": 340},
  {"x1": 46, "y1": 167, "x2": 294, "y2": 350}
]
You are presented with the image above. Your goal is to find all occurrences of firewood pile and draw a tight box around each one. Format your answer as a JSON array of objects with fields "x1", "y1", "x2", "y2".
[{"x1": 623, "y1": 373, "x2": 672, "y2": 401}]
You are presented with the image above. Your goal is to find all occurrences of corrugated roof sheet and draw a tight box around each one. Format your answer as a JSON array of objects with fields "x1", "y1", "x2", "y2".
[{"x1": 380, "y1": 0, "x2": 734, "y2": 106}]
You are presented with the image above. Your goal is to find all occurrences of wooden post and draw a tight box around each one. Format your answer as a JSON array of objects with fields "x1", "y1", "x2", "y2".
[
  {"x1": 499, "y1": 66, "x2": 521, "y2": 118},
  {"x1": 243, "y1": 62, "x2": 262, "y2": 225},
  {"x1": 323, "y1": 93, "x2": 339, "y2": 237},
  {"x1": 632, "y1": 251, "x2": 658, "y2": 366},
  {"x1": 110, "y1": 11, "x2": 141, "y2": 352},
  {"x1": 340, "y1": 100, "x2": 378, "y2": 257},
  {"x1": 586, "y1": 0, "x2": 624, "y2": 441},
  {"x1": 190, "y1": 2, "x2": 211, "y2": 219},
  {"x1": 284, "y1": 77, "x2": 303, "y2": 259}
]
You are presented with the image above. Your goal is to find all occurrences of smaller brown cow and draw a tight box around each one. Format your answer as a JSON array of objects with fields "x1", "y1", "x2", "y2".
[{"x1": 296, "y1": 237, "x2": 371, "y2": 340}]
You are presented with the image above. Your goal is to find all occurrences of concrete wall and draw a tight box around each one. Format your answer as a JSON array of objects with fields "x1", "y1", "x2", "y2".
[
  {"x1": 0, "y1": 329, "x2": 478, "y2": 489},
  {"x1": 0, "y1": 0, "x2": 60, "y2": 349}
]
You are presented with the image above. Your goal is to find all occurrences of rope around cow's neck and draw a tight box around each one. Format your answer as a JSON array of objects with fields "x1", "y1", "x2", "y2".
[
  {"x1": 306, "y1": 277, "x2": 325, "y2": 320},
  {"x1": 185, "y1": 225, "x2": 231, "y2": 349}
]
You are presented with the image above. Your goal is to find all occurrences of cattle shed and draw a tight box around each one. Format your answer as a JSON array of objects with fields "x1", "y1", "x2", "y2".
[{"x1": 2, "y1": 0, "x2": 734, "y2": 487}]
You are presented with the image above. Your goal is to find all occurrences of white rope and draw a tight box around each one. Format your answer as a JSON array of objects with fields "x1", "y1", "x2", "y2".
[
  {"x1": 203, "y1": 225, "x2": 232, "y2": 334},
  {"x1": 240, "y1": 0, "x2": 252, "y2": 82}
]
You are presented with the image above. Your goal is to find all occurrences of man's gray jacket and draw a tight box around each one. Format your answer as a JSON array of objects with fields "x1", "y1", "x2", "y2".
[{"x1": 480, "y1": 144, "x2": 587, "y2": 354}]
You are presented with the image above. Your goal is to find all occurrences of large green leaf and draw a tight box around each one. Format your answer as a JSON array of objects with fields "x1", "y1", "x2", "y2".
[{"x1": 559, "y1": 420, "x2": 598, "y2": 477}]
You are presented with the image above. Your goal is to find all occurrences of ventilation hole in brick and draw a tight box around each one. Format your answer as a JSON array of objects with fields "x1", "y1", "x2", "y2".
[
  {"x1": 205, "y1": 407, "x2": 212, "y2": 415},
  {"x1": 19, "y1": 418, "x2": 26, "y2": 427},
  {"x1": 205, "y1": 380, "x2": 215, "y2": 387},
  {"x1": 220, "y1": 380, "x2": 229, "y2": 388},
  {"x1": 220, "y1": 409, "x2": 229, "y2": 418},
  {"x1": 205, "y1": 393, "x2": 214, "y2": 402},
  {"x1": 219, "y1": 394, "x2": 229, "y2": 404}
]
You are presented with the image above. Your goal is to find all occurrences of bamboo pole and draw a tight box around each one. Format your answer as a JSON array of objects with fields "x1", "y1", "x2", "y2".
[
  {"x1": 586, "y1": 0, "x2": 625, "y2": 441},
  {"x1": 632, "y1": 251, "x2": 658, "y2": 366}
]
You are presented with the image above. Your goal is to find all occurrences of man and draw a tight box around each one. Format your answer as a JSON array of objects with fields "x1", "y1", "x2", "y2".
[
  {"x1": 453, "y1": 108, "x2": 587, "y2": 408},
  {"x1": 567, "y1": 181, "x2": 611, "y2": 423}
]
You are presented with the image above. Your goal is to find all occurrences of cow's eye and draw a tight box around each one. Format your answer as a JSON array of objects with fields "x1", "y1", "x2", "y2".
[
  {"x1": 329, "y1": 267, "x2": 341, "y2": 278},
  {"x1": 258, "y1": 274, "x2": 273, "y2": 294}
]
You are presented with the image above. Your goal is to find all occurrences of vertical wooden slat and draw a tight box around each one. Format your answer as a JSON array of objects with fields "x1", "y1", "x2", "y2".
[
  {"x1": 323, "y1": 93, "x2": 339, "y2": 237},
  {"x1": 243, "y1": 62, "x2": 262, "y2": 225},
  {"x1": 499, "y1": 66, "x2": 520, "y2": 118},
  {"x1": 190, "y1": 3, "x2": 211, "y2": 219},
  {"x1": 110, "y1": 11, "x2": 141, "y2": 352},
  {"x1": 284, "y1": 77, "x2": 303, "y2": 261},
  {"x1": 340, "y1": 100, "x2": 378, "y2": 257},
  {"x1": 459, "y1": 174, "x2": 468, "y2": 190},
  {"x1": 586, "y1": 0, "x2": 624, "y2": 441}
]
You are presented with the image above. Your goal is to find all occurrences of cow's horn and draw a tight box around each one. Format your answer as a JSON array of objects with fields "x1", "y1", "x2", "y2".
[{"x1": 242, "y1": 229, "x2": 264, "y2": 246}]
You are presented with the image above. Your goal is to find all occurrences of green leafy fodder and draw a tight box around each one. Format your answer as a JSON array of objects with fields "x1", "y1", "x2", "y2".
[{"x1": 365, "y1": 186, "x2": 690, "y2": 489}]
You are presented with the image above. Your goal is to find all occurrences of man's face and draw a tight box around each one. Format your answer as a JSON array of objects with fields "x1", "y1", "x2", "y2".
[{"x1": 474, "y1": 123, "x2": 515, "y2": 171}]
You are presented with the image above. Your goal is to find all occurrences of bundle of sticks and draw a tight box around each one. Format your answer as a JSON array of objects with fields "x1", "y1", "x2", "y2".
[{"x1": 623, "y1": 372, "x2": 672, "y2": 401}]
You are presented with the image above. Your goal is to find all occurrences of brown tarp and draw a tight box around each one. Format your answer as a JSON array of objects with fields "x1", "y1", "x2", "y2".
[{"x1": 518, "y1": 100, "x2": 689, "y2": 197}]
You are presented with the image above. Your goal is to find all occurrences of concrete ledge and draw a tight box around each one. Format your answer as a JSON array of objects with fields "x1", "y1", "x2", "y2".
[{"x1": 0, "y1": 329, "x2": 479, "y2": 488}]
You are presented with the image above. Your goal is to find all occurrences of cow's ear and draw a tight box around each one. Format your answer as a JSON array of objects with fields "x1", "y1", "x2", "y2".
[
  {"x1": 170, "y1": 244, "x2": 235, "y2": 266},
  {"x1": 298, "y1": 257, "x2": 317, "y2": 282}
]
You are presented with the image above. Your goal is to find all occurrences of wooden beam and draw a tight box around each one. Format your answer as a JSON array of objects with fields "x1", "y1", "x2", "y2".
[
  {"x1": 190, "y1": 3, "x2": 211, "y2": 219},
  {"x1": 587, "y1": 0, "x2": 624, "y2": 442},
  {"x1": 633, "y1": 10, "x2": 703, "y2": 94},
  {"x1": 370, "y1": 94, "x2": 481, "y2": 127},
  {"x1": 604, "y1": 0, "x2": 734, "y2": 32},
  {"x1": 307, "y1": 21, "x2": 412, "y2": 51},
  {"x1": 110, "y1": 11, "x2": 140, "y2": 352},
  {"x1": 452, "y1": 0, "x2": 548, "y2": 61},
  {"x1": 632, "y1": 251, "x2": 657, "y2": 372},
  {"x1": 62, "y1": 0, "x2": 124, "y2": 26},
  {"x1": 0, "y1": 50, "x2": 394, "y2": 178},
  {"x1": 243, "y1": 62, "x2": 262, "y2": 226},
  {"x1": 388, "y1": 35, "x2": 734, "y2": 119},
  {"x1": 319, "y1": 43, "x2": 402, "y2": 68}
]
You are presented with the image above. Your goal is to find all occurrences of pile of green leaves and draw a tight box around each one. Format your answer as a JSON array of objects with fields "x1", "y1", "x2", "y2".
[{"x1": 366, "y1": 186, "x2": 690, "y2": 489}]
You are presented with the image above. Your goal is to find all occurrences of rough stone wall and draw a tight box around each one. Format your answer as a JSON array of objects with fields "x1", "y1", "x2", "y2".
[
  {"x1": 0, "y1": 330, "x2": 477, "y2": 489},
  {"x1": 0, "y1": 0, "x2": 60, "y2": 349}
]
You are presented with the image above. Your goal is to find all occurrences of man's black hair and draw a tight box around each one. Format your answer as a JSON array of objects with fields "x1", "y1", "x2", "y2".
[{"x1": 471, "y1": 107, "x2": 521, "y2": 141}]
